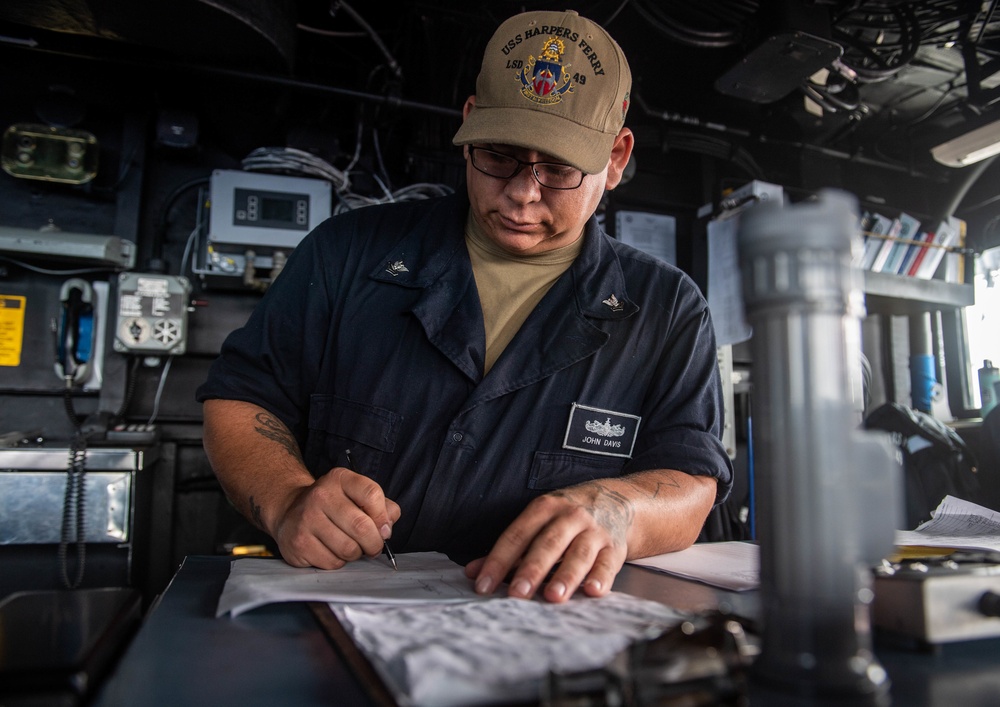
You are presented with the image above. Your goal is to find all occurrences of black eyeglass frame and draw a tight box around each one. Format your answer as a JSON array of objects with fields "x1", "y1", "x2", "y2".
[{"x1": 467, "y1": 146, "x2": 587, "y2": 190}]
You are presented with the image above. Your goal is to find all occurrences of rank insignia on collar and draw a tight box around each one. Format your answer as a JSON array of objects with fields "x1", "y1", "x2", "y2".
[
  {"x1": 602, "y1": 294, "x2": 624, "y2": 312},
  {"x1": 385, "y1": 260, "x2": 409, "y2": 276}
]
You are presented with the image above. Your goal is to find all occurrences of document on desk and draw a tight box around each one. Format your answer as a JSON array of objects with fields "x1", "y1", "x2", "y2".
[
  {"x1": 895, "y1": 495, "x2": 1000, "y2": 553},
  {"x1": 330, "y1": 591, "x2": 682, "y2": 707},
  {"x1": 216, "y1": 552, "x2": 484, "y2": 617},
  {"x1": 216, "y1": 551, "x2": 684, "y2": 706},
  {"x1": 627, "y1": 541, "x2": 760, "y2": 591}
]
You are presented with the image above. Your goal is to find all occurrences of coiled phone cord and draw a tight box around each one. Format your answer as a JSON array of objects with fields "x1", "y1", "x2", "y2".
[
  {"x1": 59, "y1": 428, "x2": 88, "y2": 589},
  {"x1": 57, "y1": 354, "x2": 144, "y2": 588}
]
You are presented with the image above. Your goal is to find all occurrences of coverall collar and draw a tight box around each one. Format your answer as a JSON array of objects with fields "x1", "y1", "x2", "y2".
[{"x1": 369, "y1": 191, "x2": 639, "y2": 389}]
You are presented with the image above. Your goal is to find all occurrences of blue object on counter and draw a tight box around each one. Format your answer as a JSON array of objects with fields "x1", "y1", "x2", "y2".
[{"x1": 910, "y1": 353, "x2": 936, "y2": 413}]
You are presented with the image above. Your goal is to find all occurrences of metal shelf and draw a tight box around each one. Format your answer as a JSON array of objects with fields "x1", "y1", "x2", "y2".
[{"x1": 863, "y1": 271, "x2": 974, "y2": 316}]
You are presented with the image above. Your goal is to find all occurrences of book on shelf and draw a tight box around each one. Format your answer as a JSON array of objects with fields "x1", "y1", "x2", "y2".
[
  {"x1": 881, "y1": 212, "x2": 921, "y2": 274},
  {"x1": 870, "y1": 216, "x2": 903, "y2": 272},
  {"x1": 905, "y1": 228, "x2": 935, "y2": 277},
  {"x1": 942, "y1": 217, "x2": 967, "y2": 283},
  {"x1": 897, "y1": 228, "x2": 931, "y2": 276},
  {"x1": 915, "y1": 217, "x2": 961, "y2": 280},
  {"x1": 861, "y1": 212, "x2": 893, "y2": 271},
  {"x1": 859, "y1": 207, "x2": 966, "y2": 282}
]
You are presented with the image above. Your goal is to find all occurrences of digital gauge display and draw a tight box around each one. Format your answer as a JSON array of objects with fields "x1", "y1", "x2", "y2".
[
  {"x1": 207, "y1": 169, "x2": 332, "y2": 249},
  {"x1": 233, "y1": 188, "x2": 309, "y2": 231}
]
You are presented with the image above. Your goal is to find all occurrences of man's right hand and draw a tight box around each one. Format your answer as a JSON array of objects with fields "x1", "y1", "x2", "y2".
[{"x1": 273, "y1": 466, "x2": 401, "y2": 570}]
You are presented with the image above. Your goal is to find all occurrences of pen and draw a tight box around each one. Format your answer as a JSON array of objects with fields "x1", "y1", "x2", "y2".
[{"x1": 345, "y1": 449, "x2": 397, "y2": 570}]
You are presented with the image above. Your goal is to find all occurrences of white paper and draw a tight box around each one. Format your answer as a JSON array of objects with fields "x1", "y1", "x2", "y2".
[
  {"x1": 216, "y1": 551, "x2": 684, "y2": 705},
  {"x1": 216, "y1": 552, "x2": 485, "y2": 617},
  {"x1": 615, "y1": 210, "x2": 677, "y2": 266},
  {"x1": 332, "y1": 591, "x2": 683, "y2": 706},
  {"x1": 895, "y1": 495, "x2": 1000, "y2": 553},
  {"x1": 628, "y1": 541, "x2": 760, "y2": 591},
  {"x1": 707, "y1": 217, "x2": 752, "y2": 346}
]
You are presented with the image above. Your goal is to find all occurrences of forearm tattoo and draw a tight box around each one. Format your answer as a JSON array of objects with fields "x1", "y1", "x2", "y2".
[
  {"x1": 623, "y1": 471, "x2": 681, "y2": 499},
  {"x1": 253, "y1": 411, "x2": 304, "y2": 464},
  {"x1": 650, "y1": 475, "x2": 681, "y2": 498},
  {"x1": 555, "y1": 483, "x2": 634, "y2": 544}
]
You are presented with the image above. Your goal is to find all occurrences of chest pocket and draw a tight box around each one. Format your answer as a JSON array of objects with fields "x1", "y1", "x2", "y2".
[
  {"x1": 528, "y1": 451, "x2": 626, "y2": 490},
  {"x1": 306, "y1": 395, "x2": 401, "y2": 480}
]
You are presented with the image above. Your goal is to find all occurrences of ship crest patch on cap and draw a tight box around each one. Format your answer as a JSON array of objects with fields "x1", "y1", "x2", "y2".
[{"x1": 518, "y1": 37, "x2": 574, "y2": 105}]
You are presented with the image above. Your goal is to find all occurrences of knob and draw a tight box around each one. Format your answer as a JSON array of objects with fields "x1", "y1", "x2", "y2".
[{"x1": 977, "y1": 591, "x2": 1000, "y2": 617}]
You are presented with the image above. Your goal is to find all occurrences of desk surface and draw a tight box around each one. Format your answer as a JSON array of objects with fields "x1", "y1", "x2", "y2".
[{"x1": 93, "y1": 556, "x2": 1000, "y2": 707}]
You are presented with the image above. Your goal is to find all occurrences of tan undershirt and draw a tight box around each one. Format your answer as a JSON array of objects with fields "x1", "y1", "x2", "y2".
[{"x1": 465, "y1": 212, "x2": 583, "y2": 374}]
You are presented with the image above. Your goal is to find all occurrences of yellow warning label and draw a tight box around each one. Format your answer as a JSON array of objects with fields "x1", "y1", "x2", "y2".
[{"x1": 0, "y1": 295, "x2": 27, "y2": 367}]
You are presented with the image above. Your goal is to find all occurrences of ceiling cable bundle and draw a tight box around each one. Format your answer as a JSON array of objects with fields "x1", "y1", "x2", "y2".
[
  {"x1": 241, "y1": 146, "x2": 451, "y2": 214},
  {"x1": 333, "y1": 181, "x2": 453, "y2": 214},
  {"x1": 832, "y1": 1, "x2": 1000, "y2": 83},
  {"x1": 241, "y1": 146, "x2": 351, "y2": 193}
]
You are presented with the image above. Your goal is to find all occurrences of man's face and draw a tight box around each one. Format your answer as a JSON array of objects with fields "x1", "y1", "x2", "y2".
[
  {"x1": 465, "y1": 143, "x2": 610, "y2": 256},
  {"x1": 458, "y1": 95, "x2": 634, "y2": 256}
]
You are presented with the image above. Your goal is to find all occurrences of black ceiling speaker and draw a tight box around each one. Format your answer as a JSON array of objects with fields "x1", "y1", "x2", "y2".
[{"x1": 714, "y1": 31, "x2": 843, "y2": 104}]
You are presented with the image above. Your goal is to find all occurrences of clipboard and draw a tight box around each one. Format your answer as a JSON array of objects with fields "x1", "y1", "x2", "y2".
[{"x1": 308, "y1": 602, "x2": 399, "y2": 707}]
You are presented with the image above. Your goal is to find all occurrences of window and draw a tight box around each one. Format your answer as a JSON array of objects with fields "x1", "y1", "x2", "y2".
[{"x1": 965, "y1": 245, "x2": 1000, "y2": 408}]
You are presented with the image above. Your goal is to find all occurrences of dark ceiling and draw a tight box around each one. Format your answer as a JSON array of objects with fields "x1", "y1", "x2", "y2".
[{"x1": 3, "y1": 0, "x2": 1000, "y2": 249}]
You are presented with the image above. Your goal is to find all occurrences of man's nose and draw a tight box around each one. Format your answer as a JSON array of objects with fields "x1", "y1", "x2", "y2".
[{"x1": 504, "y1": 165, "x2": 543, "y2": 201}]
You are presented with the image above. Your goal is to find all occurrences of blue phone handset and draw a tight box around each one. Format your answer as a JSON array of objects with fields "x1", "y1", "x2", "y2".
[{"x1": 55, "y1": 278, "x2": 95, "y2": 385}]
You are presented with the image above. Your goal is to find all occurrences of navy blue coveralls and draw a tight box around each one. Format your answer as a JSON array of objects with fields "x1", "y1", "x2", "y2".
[{"x1": 197, "y1": 192, "x2": 733, "y2": 563}]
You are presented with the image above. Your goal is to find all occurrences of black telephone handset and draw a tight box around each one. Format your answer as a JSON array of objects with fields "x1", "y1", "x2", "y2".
[{"x1": 55, "y1": 278, "x2": 95, "y2": 385}]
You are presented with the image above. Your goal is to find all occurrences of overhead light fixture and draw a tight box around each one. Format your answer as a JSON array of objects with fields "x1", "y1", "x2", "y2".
[{"x1": 931, "y1": 118, "x2": 1000, "y2": 167}]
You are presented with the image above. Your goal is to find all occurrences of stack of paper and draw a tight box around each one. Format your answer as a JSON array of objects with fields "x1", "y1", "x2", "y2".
[
  {"x1": 216, "y1": 552, "x2": 683, "y2": 706},
  {"x1": 626, "y1": 496, "x2": 1000, "y2": 592},
  {"x1": 628, "y1": 541, "x2": 759, "y2": 591},
  {"x1": 894, "y1": 495, "x2": 1000, "y2": 553}
]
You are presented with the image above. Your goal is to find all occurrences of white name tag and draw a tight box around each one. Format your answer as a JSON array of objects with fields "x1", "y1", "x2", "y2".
[{"x1": 562, "y1": 403, "x2": 640, "y2": 459}]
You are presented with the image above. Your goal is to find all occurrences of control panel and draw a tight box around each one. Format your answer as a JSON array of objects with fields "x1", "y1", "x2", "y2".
[
  {"x1": 112, "y1": 273, "x2": 190, "y2": 355},
  {"x1": 197, "y1": 169, "x2": 333, "y2": 289},
  {"x1": 208, "y1": 169, "x2": 332, "y2": 249}
]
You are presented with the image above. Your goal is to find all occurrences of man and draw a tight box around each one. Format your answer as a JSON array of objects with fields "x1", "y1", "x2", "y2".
[{"x1": 197, "y1": 9, "x2": 732, "y2": 604}]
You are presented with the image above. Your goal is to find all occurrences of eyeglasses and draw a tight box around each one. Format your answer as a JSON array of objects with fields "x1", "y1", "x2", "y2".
[{"x1": 468, "y1": 146, "x2": 586, "y2": 190}]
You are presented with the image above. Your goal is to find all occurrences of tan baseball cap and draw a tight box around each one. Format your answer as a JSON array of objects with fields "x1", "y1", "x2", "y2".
[{"x1": 453, "y1": 10, "x2": 631, "y2": 175}]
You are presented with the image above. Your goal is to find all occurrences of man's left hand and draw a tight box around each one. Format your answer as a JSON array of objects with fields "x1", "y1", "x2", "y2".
[
  {"x1": 464, "y1": 469, "x2": 717, "y2": 603},
  {"x1": 464, "y1": 480, "x2": 631, "y2": 603}
]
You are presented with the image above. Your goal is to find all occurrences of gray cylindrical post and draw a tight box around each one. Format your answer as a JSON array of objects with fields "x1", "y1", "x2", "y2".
[{"x1": 738, "y1": 190, "x2": 901, "y2": 699}]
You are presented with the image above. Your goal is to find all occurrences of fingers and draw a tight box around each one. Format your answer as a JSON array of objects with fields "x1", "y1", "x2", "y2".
[
  {"x1": 463, "y1": 556, "x2": 486, "y2": 579},
  {"x1": 386, "y1": 498, "x2": 402, "y2": 527},
  {"x1": 339, "y1": 468, "x2": 396, "y2": 545},
  {"x1": 470, "y1": 492, "x2": 627, "y2": 603},
  {"x1": 471, "y1": 496, "x2": 556, "y2": 597},
  {"x1": 274, "y1": 466, "x2": 399, "y2": 569}
]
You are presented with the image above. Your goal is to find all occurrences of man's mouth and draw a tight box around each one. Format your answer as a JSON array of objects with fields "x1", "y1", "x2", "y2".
[{"x1": 499, "y1": 214, "x2": 539, "y2": 232}]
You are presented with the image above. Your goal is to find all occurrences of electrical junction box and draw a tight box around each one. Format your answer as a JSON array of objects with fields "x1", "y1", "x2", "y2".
[
  {"x1": 208, "y1": 169, "x2": 332, "y2": 249},
  {"x1": 200, "y1": 169, "x2": 332, "y2": 288},
  {"x1": 113, "y1": 273, "x2": 190, "y2": 355}
]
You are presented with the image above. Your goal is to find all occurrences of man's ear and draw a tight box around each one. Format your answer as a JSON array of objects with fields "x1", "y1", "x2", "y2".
[
  {"x1": 605, "y1": 127, "x2": 635, "y2": 190},
  {"x1": 462, "y1": 96, "x2": 476, "y2": 120}
]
